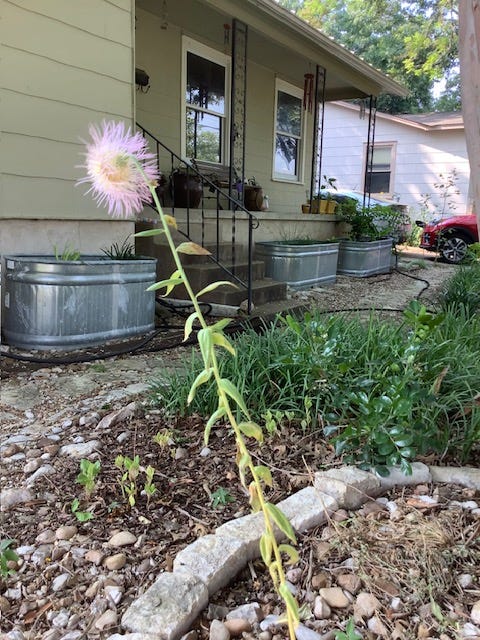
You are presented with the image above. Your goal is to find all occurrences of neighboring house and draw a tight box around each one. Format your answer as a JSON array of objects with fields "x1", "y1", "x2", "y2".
[
  {"x1": 322, "y1": 101, "x2": 471, "y2": 218},
  {"x1": 1, "y1": 0, "x2": 406, "y2": 321}
]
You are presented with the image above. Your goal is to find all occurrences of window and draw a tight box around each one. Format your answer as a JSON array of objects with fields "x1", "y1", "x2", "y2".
[
  {"x1": 273, "y1": 80, "x2": 304, "y2": 181},
  {"x1": 365, "y1": 144, "x2": 394, "y2": 194},
  {"x1": 183, "y1": 39, "x2": 230, "y2": 164}
]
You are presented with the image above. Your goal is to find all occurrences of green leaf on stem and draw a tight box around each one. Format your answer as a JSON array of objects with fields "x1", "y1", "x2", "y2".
[
  {"x1": 197, "y1": 281, "x2": 237, "y2": 298},
  {"x1": 212, "y1": 332, "x2": 236, "y2": 356},
  {"x1": 238, "y1": 421, "x2": 264, "y2": 442},
  {"x1": 259, "y1": 532, "x2": 273, "y2": 565},
  {"x1": 147, "y1": 269, "x2": 183, "y2": 296},
  {"x1": 253, "y1": 464, "x2": 272, "y2": 486},
  {"x1": 218, "y1": 378, "x2": 248, "y2": 415},
  {"x1": 187, "y1": 368, "x2": 213, "y2": 404},
  {"x1": 278, "y1": 543, "x2": 300, "y2": 565},
  {"x1": 204, "y1": 404, "x2": 227, "y2": 444},
  {"x1": 184, "y1": 312, "x2": 199, "y2": 342},
  {"x1": 265, "y1": 503, "x2": 297, "y2": 543},
  {"x1": 278, "y1": 582, "x2": 300, "y2": 624},
  {"x1": 134, "y1": 228, "x2": 166, "y2": 237},
  {"x1": 197, "y1": 328, "x2": 213, "y2": 368}
]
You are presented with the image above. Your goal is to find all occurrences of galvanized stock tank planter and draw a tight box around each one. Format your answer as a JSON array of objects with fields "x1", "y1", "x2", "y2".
[
  {"x1": 255, "y1": 240, "x2": 340, "y2": 290},
  {"x1": 2, "y1": 256, "x2": 157, "y2": 350},
  {"x1": 337, "y1": 238, "x2": 393, "y2": 277}
]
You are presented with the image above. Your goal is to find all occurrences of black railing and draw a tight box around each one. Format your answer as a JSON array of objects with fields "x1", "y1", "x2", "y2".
[{"x1": 136, "y1": 123, "x2": 258, "y2": 313}]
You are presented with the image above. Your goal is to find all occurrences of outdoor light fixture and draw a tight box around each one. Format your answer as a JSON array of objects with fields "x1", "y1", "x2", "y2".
[{"x1": 135, "y1": 67, "x2": 150, "y2": 93}]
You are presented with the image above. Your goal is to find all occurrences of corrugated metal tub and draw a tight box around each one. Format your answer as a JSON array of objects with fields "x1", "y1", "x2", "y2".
[
  {"x1": 2, "y1": 256, "x2": 157, "y2": 350},
  {"x1": 255, "y1": 241, "x2": 339, "y2": 290},
  {"x1": 337, "y1": 238, "x2": 393, "y2": 277}
]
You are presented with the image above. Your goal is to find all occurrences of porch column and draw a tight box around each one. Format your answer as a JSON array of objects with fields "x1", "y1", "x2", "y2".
[
  {"x1": 363, "y1": 95, "x2": 378, "y2": 208},
  {"x1": 310, "y1": 65, "x2": 327, "y2": 200},
  {"x1": 229, "y1": 19, "x2": 248, "y2": 200}
]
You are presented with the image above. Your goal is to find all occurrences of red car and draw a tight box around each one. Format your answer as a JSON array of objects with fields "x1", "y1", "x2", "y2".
[{"x1": 417, "y1": 214, "x2": 479, "y2": 264}]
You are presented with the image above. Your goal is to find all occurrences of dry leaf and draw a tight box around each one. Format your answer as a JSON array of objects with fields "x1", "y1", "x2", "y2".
[
  {"x1": 24, "y1": 601, "x2": 53, "y2": 624},
  {"x1": 176, "y1": 241, "x2": 211, "y2": 255}
]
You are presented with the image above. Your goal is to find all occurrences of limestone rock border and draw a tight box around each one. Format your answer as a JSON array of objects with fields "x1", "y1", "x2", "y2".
[{"x1": 119, "y1": 463, "x2": 479, "y2": 640}]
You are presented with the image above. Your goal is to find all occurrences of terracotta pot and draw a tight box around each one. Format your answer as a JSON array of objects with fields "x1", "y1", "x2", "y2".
[
  {"x1": 302, "y1": 204, "x2": 311, "y2": 214},
  {"x1": 326, "y1": 200, "x2": 337, "y2": 214}
]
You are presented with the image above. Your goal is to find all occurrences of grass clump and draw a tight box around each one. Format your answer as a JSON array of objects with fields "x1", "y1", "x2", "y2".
[
  {"x1": 151, "y1": 303, "x2": 479, "y2": 470},
  {"x1": 436, "y1": 262, "x2": 480, "y2": 317}
]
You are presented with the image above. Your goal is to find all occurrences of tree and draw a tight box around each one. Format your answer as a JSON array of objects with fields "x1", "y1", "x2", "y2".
[
  {"x1": 278, "y1": 0, "x2": 459, "y2": 113},
  {"x1": 459, "y1": 0, "x2": 480, "y2": 228}
]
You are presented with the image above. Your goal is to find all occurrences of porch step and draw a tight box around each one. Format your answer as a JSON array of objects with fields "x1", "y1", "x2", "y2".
[
  {"x1": 183, "y1": 260, "x2": 265, "y2": 291},
  {"x1": 200, "y1": 278, "x2": 287, "y2": 306}
]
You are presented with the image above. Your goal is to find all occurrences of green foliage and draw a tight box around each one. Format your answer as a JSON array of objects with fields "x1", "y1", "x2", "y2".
[
  {"x1": 437, "y1": 262, "x2": 480, "y2": 317},
  {"x1": 0, "y1": 539, "x2": 19, "y2": 577},
  {"x1": 278, "y1": 0, "x2": 459, "y2": 113},
  {"x1": 337, "y1": 198, "x2": 405, "y2": 241},
  {"x1": 75, "y1": 459, "x2": 101, "y2": 498},
  {"x1": 115, "y1": 454, "x2": 140, "y2": 507},
  {"x1": 335, "y1": 618, "x2": 363, "y2": 640},
  {"x1": 144, "y1": 465, "x2": 157, "y2": 505},
  {"x1": 211, "y1": 486, "x2": 235, "y2": 508},
  {"x1": 71, "y1": 498, "x2": 94, "y2": 522},
  {"x1": 154, "y1": 301, "x2": 480, "y2": 469},
  {"x1": 54, "y1": 243, "x2": 81, "y2": 261},
  {"x1": 101, "y1": 237, "x2": 138, "y2": 260},
  {"x1": 153, "y1": 428, "x2": 174, "y2": 448}
]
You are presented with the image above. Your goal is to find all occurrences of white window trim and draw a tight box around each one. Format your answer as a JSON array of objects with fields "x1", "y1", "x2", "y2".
[
  {"x1": 363, "y1": 141, "x2": 397, "y2": 196},
  {"x1": 181, "y1": 36, "x2": 231, "y2": 165},
  {"x1": 272, "y1": 78, "x2": 306, "y2": 183}
]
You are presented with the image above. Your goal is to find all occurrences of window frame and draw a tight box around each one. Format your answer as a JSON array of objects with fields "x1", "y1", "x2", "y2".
[
  {"x1": 363, "y1": 142, "x2": 396, "y2": 196},
  {"x1": 181, "y1": 37, "x2": 231, "y2": 166},
  {"x1": 272, "y1": 78, "x2": 306, "y2": 183}
]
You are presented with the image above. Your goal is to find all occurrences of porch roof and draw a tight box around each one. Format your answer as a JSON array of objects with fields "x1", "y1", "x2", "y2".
[{"x1": 137, "y1": 0, "x2": 407, "y2": 100}]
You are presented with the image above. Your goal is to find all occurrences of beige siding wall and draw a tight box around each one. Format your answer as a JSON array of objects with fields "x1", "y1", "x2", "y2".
[
  {"x1": 1, "y1": 0, "x2": 135, "y2": 255},
  {"x1": 135, "y1": 6, "x2": 313, "y2": 217}
]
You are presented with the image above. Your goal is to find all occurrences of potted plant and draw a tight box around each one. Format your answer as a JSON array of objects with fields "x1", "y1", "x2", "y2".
[
  {"x1": 243, "y1": 177, "x2": 265, "y2": 211},
  {"x1": 170, "y1": 162, "x2": 203, "y2": 209},
  {"x1": 311, "y1": 176, "x2": 338, "y2": 214},
  {"x1": 2, "y1": 240, "x2": 157, "y2": 350},
  {"x1": 336, "y1": 197, "x2": 396, "y2": 277},
  {"x1": 255, "y1": 237, "x2": 340, "y2": 289}
]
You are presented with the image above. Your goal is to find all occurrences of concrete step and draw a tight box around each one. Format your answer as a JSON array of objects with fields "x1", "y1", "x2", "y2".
[
  {"x1": 183, "y1": 260, "x2": 265, "y2": 290},
  {"x1": 196, "y1": 278, "x2": 287, "y2": 307}
]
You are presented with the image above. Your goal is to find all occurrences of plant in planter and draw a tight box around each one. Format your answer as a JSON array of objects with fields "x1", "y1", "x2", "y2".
[
  {"x1": 255, "y1": 236, "x2": 340, "y2": 289},
  {"x1": 336, "y1": 197, "x2": 397, "y2": 277},
  {"x1": 3, "y1": 245, "x2": 157, "y2": 349},
  {"x1": 170, "y1": 161, "x2": 203, "y2": 209},
  {"x1": 311, "y1": 175, "x2": 338, "y2": 214}
]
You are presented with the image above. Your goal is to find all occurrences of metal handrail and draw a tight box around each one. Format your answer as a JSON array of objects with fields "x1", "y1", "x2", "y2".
[{"x1": 136, "y1": 123, "x2": 258, "y2": 313}]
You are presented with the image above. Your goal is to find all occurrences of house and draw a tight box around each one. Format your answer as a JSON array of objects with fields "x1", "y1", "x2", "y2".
[
  {"x1": 1, "y1": 0, "x2": 406, "y2": 317},
  {"x1": 321, "y1": 102, "x2": 471, "y2": 218}
]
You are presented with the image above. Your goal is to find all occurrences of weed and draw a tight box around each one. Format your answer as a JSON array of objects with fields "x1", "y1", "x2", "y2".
[
  {"x1": 71, "y1": 498, "x2": 94, "y2": 522},
  {"x1": 115, "y1": 454, "x2": 140, "y2": 507},
  {"x1": 211, "y1": 487, "x2": 235, "y2": 508},
  {"x1": 0, "y1": 539, "x2": 19, "y2": 577},
  {"x1": 335, "y1": 618, "x2": 362, "y2": 640},
  {"x1": 144, "y1": 465, "x2": 157, "y2": 505},
  {"x1": 54, "y1": 243, "x2": 81, "y2": 261},
  {"x1": 75, "y1": 459, "x2": 101, "y2": 498},
  {"x1": 153, "y1": 429, "x2": 174, "y2": 448}
]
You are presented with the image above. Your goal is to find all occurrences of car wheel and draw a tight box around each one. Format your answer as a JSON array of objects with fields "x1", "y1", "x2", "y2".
[{"x1": 439, "y1": 232, "x2": 471, "y2": 264}]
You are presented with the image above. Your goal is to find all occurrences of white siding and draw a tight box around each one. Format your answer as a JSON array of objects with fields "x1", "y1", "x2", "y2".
[{"x1": 322, "y1": 103, "x2": 470, "y2": 217}]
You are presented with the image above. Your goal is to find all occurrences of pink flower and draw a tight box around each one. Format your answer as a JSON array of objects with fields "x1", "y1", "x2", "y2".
[{"x1": 78, "y1": 121, "x2": 159, "y2": 218}]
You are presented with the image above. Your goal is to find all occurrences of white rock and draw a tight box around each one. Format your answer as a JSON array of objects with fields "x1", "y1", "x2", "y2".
[
  {"x1": 314, "y1": 466, "x2": 381, "y2": 509},
  {"x1": 319, "y1": 587, "x2": 350, "y2": 609},
  {"x1": 295, "y1": 623, "x2": 323, "y2": 640},
  {"x1": 56, "y1": 525, "x2": 77, "y2": 541},
  {"x1": 462, "y1": 622, "x2": 480, "y2": 637},
  {"x1": 354, "y1": 592, "x2": 381, "y2": 619},
  {"x1": 104, "y1": 552, "x2": 127, "y2": 570},
  {"x1": 459, "y1": 574, "x2": 474, "y2": 589},
  {"x1": 259, "y1": 615, "x2": 283, "y2": 631},
  {"x1": 23, "y1": 459, "x2": 42, "y2": 474},
  {"x1": 216, "y1": 511, "x2": 267, "y2": 561},
  {"x1": 368, "y1": 615, "x2": 389, "y2": 637},
  {"x1": 95, "y1": 610, "x2": 118, "y2": 631},
  {"x1": 276, "y1": 487, "x2": 338, "y2": 533},
  {"x1": 471, "y1": 601, "x2": 480, "y2": 625},
  {"x1": 313, "y1": 596, "x2": 331, "y2": 619},
  {"x1": 105, "y1": 584, "x2": 124, "y2": 606},
  {"x1": 173, "y1": 535, "x2": 245, "y2": 595},
  {"x1": 121, "y1": 570, "x2": 208, "y2": 640},
  {"x1": 36, "y1": 529, "x2": 56, "y2": 544},
  {"x1": 51, "y1": 573, "x2": 71, "y2": 592},
  {"x1": 390, "y1": 597, "x2": 403, "y2": 612},
  {"x1": 209, "y1": 620, "x2": 230, "y2": 640},
  {"x1": 376, "y1": 462, "x2": 431, "y2": 490},
  {"x1": 226, "y1": 602, "x2": 263, "y2": 624},
  {"x1": 60, "y1": 441, "x2": 100, "y2": 458},
  {"x1": 26, "y1": 464, "x2": 55, "y2": 487},
  {"x1": 0, "y1": 487, "x2": 34, "y2": 511},
  {"x1": 107, "y1": 531, "x2": 137, "y2": 547},
  {"x1": 430, "y1": 466, "x2": 480, "y2": 490}
]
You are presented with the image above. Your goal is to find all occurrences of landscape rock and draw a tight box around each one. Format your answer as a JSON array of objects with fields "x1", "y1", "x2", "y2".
[
  {"x1": 313, "y1": 596, "x2": 331, "y2": 619},
  {"x1": 0, "y1": 487, "x2": 34, "y2": 510},
  {"x1": 173, "y1": 535, "x2": 245, "y2": 595},
  {"x1": 59, "y1": 441, "x2": 100, "y2": 458},
  {"x1": 226, "y1": 602, "x2": 264, "y2": 624},
  {"x1": 95, "y1": 609, "x2": 118, "y2": 630},
  {"x1": 429, "y1": 466, "x2": 480, "y2": 490},
  {"x1": 319, "y1": 588, "x2": 350, "y2": 609},
  {"x1": 376, "y1": 462, "x2": 431, "y2": 490},
  {"x1": 354, "y1": 592, "x2": 382, "y2": 619},
  {"x1": 314, "y1": 466, "x2": 381, "y2": 509},
  {"x1": 336, "y1": 573, "x2": 361, "y2": 595},
  {"x1": 276, "y1": 487, "x2": 338, "y2": 532},
  {"x1": 367, "y1": 615, "x2": 389, "y2": 637},
  {"x1": 104, "y1": 552, "x2": 127, "y2": 570},
  {"x1": 471, "y1": 601, "x2": 480, "y2": 625},
  {"x1": 121, "y1": 570, "x2": 208, "y2": 640},
  {"x1": 223, "y1": 618, "x2": 251, "y2": 635},
  {"x1": 294, "y1": 623, "x2": 323, "y2": 640},
  {"x1": 107, "y1": 531, "x2": 137, "y2": 547},
  {"x1": 209, "y1": 620, "x2": 230, "y2": 640}
]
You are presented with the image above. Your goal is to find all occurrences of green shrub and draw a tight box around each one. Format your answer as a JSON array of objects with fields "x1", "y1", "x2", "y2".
[
  {"x1": 151, "y1": 305, "x2": 480, "y2": 469},
  {"x1": 437, "y1": 262, "x2": 480, "y2": 317}
]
